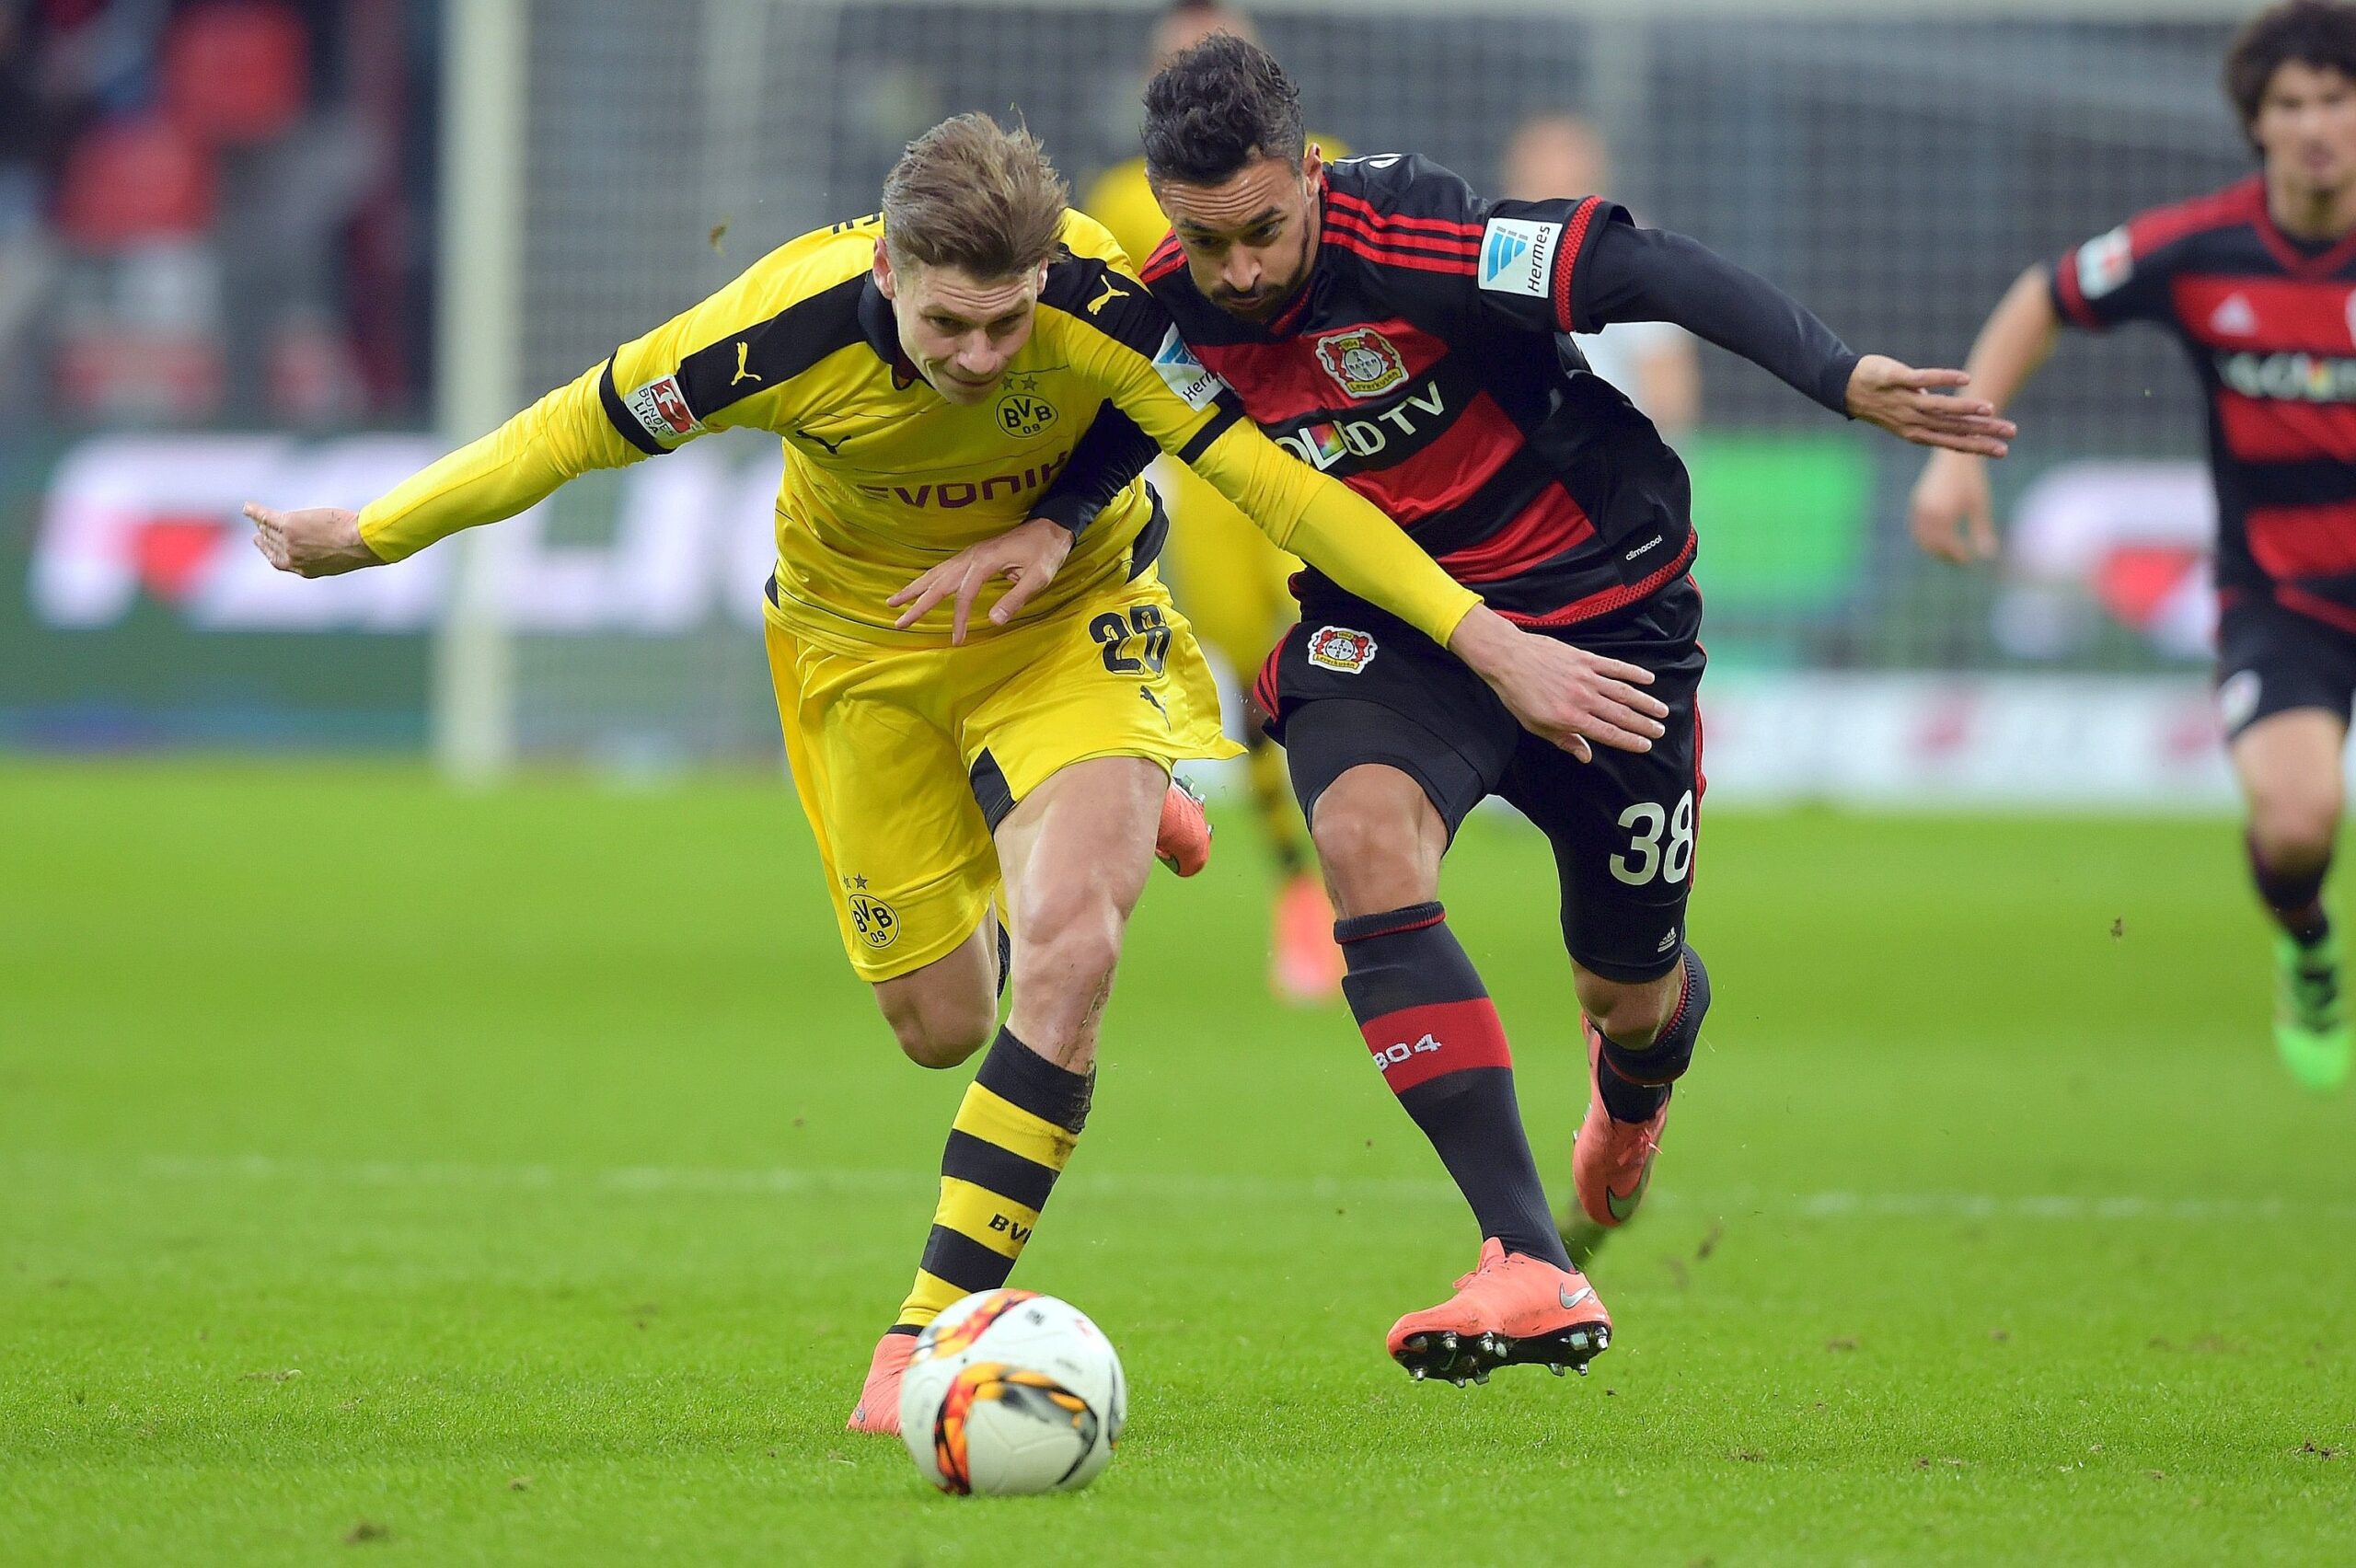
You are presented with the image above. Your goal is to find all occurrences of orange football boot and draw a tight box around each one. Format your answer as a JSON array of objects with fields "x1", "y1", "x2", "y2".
[
  {"x1": 1387, "y1": 1238, "x2": 1612, "y2": 1384},
  {"x1": 846, "y1": 1330, "x2": 917, "y2": 1435},
  {"x1": 1570, "y1": 1016, "x2": 1668, "y2": 1233},
  {"x1": 1155, "y1": 777, "x2": 1212, "y2": 877},
  {"x1": 1271, "y1": 871, "x2": 1345, "y2": 1003}
]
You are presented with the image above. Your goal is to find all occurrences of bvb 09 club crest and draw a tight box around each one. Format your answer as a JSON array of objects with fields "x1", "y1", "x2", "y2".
[
  {"x1": 849, "y1": 892, "x2": 899, "y2": 949},
  {"x1": 1314, "y1": 328, "x2": 1409, "y2": 399}
]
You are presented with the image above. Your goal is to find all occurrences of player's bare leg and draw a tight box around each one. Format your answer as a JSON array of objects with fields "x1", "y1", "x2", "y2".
[
  {"x1": 849, "y1": 757, "x2": 1164, "y2": 1433},
  {"x1": 1561, "y1": 950, "x2": 1710, "y2": 1266},
  {"x1": 997, "y1": 755, "x2": 1165, "y2": 1067},
  {"x1": 1315, "y1": 763, "x2": 1445, "y2": 916},
  {"x1": 2235, "y1": 709, "x2": 2352, "y2": 1090},
  {"x1": 872, "y1": 910, "x2": 1003, "y2": 1070},
  {"x1": 1309, "y1": 764, "x2": 1605, "y2": 1380}
]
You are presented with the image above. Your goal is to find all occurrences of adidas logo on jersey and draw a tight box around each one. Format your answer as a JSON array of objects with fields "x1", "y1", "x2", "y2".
[{"x1": 2210, "y1": 292, "x2": 2259, "y2": 338}]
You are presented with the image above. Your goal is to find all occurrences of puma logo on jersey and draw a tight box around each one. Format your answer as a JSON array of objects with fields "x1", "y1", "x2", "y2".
[
  {"x1": 1138, "y1": 685, "x2": 1169, "y2": 726},
  {"x1": 1087, "y1": 276, "x2": 1128, "y2": 316},
  {"x1": 791, "y1": 427, "x2": 849, "y2": 455},
  {"x1": 730, "y1": 340, "x2": 763, "y2": 386}
]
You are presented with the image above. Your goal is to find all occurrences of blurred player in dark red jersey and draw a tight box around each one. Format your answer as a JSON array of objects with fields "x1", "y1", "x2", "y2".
[
  {"x1": 1117, "y1": 34, "x2": 2012, "y2": 1383},
  {"x1": 1912, "y1": 0, "x2": 2356, "y2": 1093}
]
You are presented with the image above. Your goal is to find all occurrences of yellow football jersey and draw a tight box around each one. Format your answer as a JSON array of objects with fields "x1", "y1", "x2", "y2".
[{"x1": 357, "y1": 206, "x2": 1475, "y2": 652}]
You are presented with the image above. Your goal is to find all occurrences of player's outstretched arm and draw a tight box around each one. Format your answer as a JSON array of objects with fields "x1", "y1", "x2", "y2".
[
  {"x1": 244, "y1": 503, "x2": 382, "y2": 578},
  {"x1": 243, "y1": 363, "x2": 644, "y2": 578},
  {"x1": 1909, "y1": 264, "x2": 2062, "y2": 564},
  {"x1": 1199, "y1": 421, "x2": 1667, "y2": 762},
  {"x1": 1564, "y1": 222, "x2": 2015, "y2": 456},
  {"x1": 1842, "y1": 357, "x2": 2013, "y2": 458}
]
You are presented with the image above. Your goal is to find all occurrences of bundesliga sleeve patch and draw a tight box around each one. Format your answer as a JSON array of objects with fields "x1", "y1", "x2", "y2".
[
  {"x1": 1151, "y1": 326, "x2": 1229, "y2": 410},
  {"x1": 2075, "y1": 226, "x2": 2133, "y2": 301},
  {"x1": 1478, "y1": 217, "x2": 1563, "y2": 300},
  {"x1": 622, "y1": 374, "x2": 702, "y2": 443}
]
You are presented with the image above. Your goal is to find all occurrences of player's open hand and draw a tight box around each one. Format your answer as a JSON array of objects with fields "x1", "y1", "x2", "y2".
[
  {"x1": 888, "y1": 515, "x2": 1075, "y2": 644},
  {"x1": 1907, "y1": 449, "x2": 2000, "y2": 564},
  {"x1": 1447, "y1": 605, "x2": 1667, "y2": 764},
  {"x1": 244, "y1": 503, "x2": 383, "y2": 578},
  {"x1": 1844, "y1": 357, "x2": 2015, "y2": 458}
]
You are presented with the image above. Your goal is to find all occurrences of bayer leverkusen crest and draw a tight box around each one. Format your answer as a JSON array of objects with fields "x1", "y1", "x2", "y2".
[
  {"x1": 1306, "y1": 625, "x2": 1377, "y2": 674},
  {"x1": 1314, "y1": 328, "x2": 1409, "y2": 400}
]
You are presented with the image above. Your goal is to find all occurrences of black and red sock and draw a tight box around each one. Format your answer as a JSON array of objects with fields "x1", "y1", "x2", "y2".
[
  {"x1": 1595, "y1": 944, "x2": 1709, "y2": 1125},
  {"x1": 1336, "y1": 902, "x2": 1570, "y2": 1270},
  {"x1": 2247, "y1": 833, "x2": 2331, "y2": 947}
]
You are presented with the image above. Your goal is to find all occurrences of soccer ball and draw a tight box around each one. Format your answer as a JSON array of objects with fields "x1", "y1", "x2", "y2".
[{"x1": 898, "y1": 1288, "x2": 1126, "y2": 1495}]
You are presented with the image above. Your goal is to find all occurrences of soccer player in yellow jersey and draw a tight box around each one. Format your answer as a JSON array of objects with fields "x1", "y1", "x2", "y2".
[
  {"x1": 243, "y1": 114, "x2": 1669, "y2": 1435},
  {"x1": 1084, "y1": 0, "x2": 1357, "y2": 1002}
]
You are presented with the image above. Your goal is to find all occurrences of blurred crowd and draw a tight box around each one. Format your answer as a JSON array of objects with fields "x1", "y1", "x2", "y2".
[{"x1": 0, "y1": 0, "x2": 432, "y2": 431}]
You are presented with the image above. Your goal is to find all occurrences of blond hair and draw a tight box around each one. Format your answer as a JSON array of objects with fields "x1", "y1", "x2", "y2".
[{"x1": 881, "y1": 114, "x2": 1068, "y2": 278}]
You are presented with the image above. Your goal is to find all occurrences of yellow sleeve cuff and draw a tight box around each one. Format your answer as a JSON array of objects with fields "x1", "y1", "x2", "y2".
[{"x1": 1193, "y1": 422, "x2": 1478, "y2": 648}]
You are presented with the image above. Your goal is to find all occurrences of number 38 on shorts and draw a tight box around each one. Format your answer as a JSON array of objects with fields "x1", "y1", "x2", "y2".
[{"x1": 1610, "y1": 790, "x2": 1695, "y2": 887}]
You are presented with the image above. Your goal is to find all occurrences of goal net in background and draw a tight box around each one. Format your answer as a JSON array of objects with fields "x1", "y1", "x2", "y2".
[{"x1": 459, "y1": 0, "x2": 2256, "y2": 798}]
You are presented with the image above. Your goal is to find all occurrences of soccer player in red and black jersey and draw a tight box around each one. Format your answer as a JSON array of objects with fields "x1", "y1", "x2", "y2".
[
  {"x1": 1105, "y1": 35, "x2": 2012, "y2": 1384},
  {"x1": 1912, "y1": 0, "x2": 2356, "y2": 1094}
]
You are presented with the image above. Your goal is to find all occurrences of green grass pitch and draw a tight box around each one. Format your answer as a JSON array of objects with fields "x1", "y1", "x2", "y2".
[{"x1": 3, "y1": 760, "x2": 2351, "y2": 1564}]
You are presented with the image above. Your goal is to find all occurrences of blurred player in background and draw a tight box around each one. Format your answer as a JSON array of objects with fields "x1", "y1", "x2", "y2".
[
  {"x1": 1911, "y1": 0, "x2": 2356, "y2": 1092},
  {"x1": 245, "y1": 114, "x2": 1658, "y2": 1433},
  {"x1": 1085, "y1": 0, "x2": 1355, "y2": 1002},
  {"x1": 1130, "y1": 35, "x2": 2013, "y2": 1383},
  {"x1": 1500, "y1": 112, "x2": 1701, "y2": 437}
]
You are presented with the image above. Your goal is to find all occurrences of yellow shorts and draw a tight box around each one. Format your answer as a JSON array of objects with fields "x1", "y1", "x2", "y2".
[
  {"x1": 766, "y1": 575, "x2": 1241, "y2": 983},
  {"x1": 1151, "y1": 455, "x2": 1302, "y2": 687}
]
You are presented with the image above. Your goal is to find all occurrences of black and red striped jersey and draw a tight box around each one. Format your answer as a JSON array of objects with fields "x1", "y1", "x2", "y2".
[
  {"x1": 2052, "y1": 176, "x2": 2356, "y2": 628},
  {"x1": 1133, "y1": 153, "x2": 1859, "y2": 630}
]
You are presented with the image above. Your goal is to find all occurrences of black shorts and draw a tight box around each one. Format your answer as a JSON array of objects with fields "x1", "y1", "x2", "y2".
[
  {"x1": 2215, "y1": 594, "x2": 2356, "y2": 740},
  {"x1": 1255, "y1": 578, "x2": 1705, "y2": 984}
]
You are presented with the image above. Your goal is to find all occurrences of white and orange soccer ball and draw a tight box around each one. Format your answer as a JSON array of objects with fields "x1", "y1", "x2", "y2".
[{"x1": 897, "y1": 1288, "x2": 1126, "y2": 1496}]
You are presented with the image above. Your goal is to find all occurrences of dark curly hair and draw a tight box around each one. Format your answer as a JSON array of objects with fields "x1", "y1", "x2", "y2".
[
  {"x1": 1141, "y1": 32, "x2": 1306, "y2": 186},
  {"x1": 2225, "y1": 1, "x2": 2356, "y2": 149}
]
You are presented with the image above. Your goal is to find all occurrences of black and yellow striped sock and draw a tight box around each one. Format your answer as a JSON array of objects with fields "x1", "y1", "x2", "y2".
[
  {"x1": 892, "y1": 1025, "x2": 1092, "y2": 1333},
  {"x1": 1245, "y1": 731, "x2": 1307, "y2": 878}
]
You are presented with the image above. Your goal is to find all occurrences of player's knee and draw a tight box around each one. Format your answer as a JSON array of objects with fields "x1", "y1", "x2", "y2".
[
  {"x1": 2250, "y1": 783, "x2": 2341, "y2": 871},
  {"x1": 878, "y1": 991, "x2": 995, "y2": 1070},
  {"x1": 894, "y1": 1016, "x2": 994, "y2": 1070},
  {"x1": 1576, "y1": 969, "x2": 1678, "y2": 1047},
  {"x1": 1311, "y1": 798, "x2": 1437, "y2": 914},
  {"x1": 1022, "y1": 897, "x2": 1126, "y2": 995}
]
